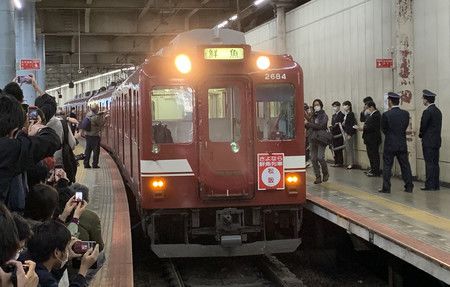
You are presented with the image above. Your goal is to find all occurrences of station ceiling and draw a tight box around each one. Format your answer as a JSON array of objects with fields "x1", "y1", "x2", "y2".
[{"x1": 36, "y1": 0, "x2": 305, "y2": 88}]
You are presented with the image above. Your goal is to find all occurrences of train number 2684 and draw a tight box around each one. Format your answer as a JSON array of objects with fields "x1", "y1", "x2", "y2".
[{"x1": 264, "y1": 73, "x2": 287, "y2": 80}]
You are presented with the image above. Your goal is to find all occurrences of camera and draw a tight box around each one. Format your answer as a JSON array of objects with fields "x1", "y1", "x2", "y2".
[
  {"x1": 72, "y1": 241, "x2": 96, "y2": 254},
  {"x1": 75, "y1": 191, "x2": 83, "y2": 202}
]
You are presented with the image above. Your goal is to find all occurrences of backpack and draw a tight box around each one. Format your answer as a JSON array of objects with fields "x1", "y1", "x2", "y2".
[
  {"x1": 61, "y1": 119, "x2": 78, "y2": 183},
  {"x1": 80, "y1": 117, "x2": 91, "y2": 132}
]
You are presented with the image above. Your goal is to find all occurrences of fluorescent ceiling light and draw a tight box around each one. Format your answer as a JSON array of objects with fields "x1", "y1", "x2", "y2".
[
  {"x1": 14, "y1": 0, "x2": 22, "y2": 9},
  {"x1": 254, "y1": 0, "x2": 266, "y2": 6},
  {"x1": 217, "y1": 20, "x2": 228, "y2": 28},
  {"x1": 229, "y1": 15, "x2": 238, "y2": 21}
]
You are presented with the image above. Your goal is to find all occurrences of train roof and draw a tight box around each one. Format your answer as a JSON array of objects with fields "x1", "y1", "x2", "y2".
[{"x1": 156, "y1": 28, "x2": 246, "y2": 56}]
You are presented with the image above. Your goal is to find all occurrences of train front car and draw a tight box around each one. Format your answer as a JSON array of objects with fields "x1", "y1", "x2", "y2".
[{"x1": 139, "y1": 29, "x2": 305, "y2": 257}]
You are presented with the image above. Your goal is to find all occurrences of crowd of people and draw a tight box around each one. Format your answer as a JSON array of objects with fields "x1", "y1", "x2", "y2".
[
  {"x1": 0, "y1": 75, "x2": 106, "y2": 287},
  {"x1": 305, "y1": 90, "x2": 442, "y2": 193}
]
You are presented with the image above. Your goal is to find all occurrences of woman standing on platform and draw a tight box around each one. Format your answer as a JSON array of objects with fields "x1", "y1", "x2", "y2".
[
  {"x1": 305, "y1": 99, "x2": 329, "y2": 184},
  {"x1": 341, "y1": 101, "x2": 357, "y2": 169}
]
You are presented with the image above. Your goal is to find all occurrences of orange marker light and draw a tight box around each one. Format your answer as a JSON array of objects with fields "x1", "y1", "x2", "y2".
[
  {"x1": 256, "y1": 56, "x2": 270, "y2": 70},
  {"x1": 175, "y1": 54, "x2": 192, "y2": 74},
  {"x1": 286, "y1": 174, "x2": 299, "y2": 184},
  {"x1": 150, "y1": 179, "x2": 166, "y2": 191}
]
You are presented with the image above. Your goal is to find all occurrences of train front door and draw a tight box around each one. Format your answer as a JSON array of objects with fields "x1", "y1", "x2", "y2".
[{"x1": 198, "y1": 78, "x2": 254, "y2": 199}]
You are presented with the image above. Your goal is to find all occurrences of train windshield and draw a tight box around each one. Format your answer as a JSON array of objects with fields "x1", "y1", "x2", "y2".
[
  {"x1": 208, "y1": 87, "x2": 241, "y2": 142},
  {"x1": 151, "y1": 86, "x2": 193, "y2": 144},
  {"x1": 256, "y1": 83, "x2": 295, "y2": 140}
]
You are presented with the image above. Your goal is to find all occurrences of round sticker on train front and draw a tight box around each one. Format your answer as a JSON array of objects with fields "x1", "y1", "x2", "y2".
[
  {"x1": 261, "y1": 167, "x2": 281, "y2": 187},
  {"x1": 257, "y1": 153, "x2": 285, "y2": 190}
]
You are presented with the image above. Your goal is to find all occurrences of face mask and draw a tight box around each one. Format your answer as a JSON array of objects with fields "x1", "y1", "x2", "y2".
[
  {"x1": 364, "y1": 109, "x2": 370, "y2": 116},
  {"x1": 332, "y1": 106, "x2": 339, "y2": 112},
  {"x1": 314, "y1": 106, "x2": 321, "y2": 112},
  {"x1": 57, "y1": 250, "x2": 69, "y2": 269},
  {"x1": 342, "y1": 105, "x2": 349, "y2": 111}
]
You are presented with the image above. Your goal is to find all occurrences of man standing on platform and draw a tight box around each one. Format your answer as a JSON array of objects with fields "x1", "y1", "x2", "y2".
[
  {"x1": 419, "y1": 90, "x2": 442, "y2": 191},
  {"x1": 359, "y1": 101, "x2": 381, "y2": 177},
  {"x1": 330, "y1": 101, "x2": 345, "y2": 167},
  {"x1": 80, "y1": 103, "x2": 107, "y2": 169},
  {"x1": 378, "y1": 92, "x2": 414, "y2": 193}
]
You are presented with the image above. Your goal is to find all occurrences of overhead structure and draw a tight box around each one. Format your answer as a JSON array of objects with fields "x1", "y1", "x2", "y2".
[{"x1": 36, "y1": 0, "x2": 304, "y2": 89}]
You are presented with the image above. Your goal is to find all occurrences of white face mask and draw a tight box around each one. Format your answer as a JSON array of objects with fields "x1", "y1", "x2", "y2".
[
  {"x1": 314, "y1": 106, "x2": 321, "y2": 112},
  {"x1": 332, "y1": 106, "x2": 339, "y2": 112},
  {"x1": 364, "y1": 109, "x2": 370, "y2": 116},
  {"x1": 57, "y1": 250, "x2": 69, "y2": 269},
  {"x1": 342, "y1": 105, "x2": 349, "y2": 111}
]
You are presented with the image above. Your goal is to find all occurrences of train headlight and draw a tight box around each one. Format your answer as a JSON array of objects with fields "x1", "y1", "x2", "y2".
[
  {"x1": 175, "y1": 54, "x2": 192, "y2": 74},
  {"x1": 256, "y1": 56, "x2": 270, "y2": 70},
  {"x1": 286, "y1": 174, "x2": 299, "y2": 184},
  {"x1": 150, "y1": 178, "x2": 166, "y2": 197}
]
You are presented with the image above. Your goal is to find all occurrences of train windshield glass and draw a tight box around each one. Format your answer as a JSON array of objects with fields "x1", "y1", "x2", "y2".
[
  {"x1": 256, "y1": 83, "x2": 295, "y2": 140},
  {"x1": 208, "y1": 87, "x2": 241, "y2": 142},
  {"x1": 151, "y1": 86, "x2": 193, "y2": 144}
]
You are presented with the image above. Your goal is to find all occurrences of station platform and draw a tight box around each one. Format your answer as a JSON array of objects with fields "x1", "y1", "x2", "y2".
[
  {"x1": 75, "y1": 146, "x2": 134, "y2": 287},
  {"x1": 305, "y1": 166, "x2": 450, "y2": 284}
]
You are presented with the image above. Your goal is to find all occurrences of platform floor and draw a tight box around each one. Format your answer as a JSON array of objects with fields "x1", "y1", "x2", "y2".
[
  {"x1": 75, "y1": 145, "x2": 133, "y2": 287},
  {"x1": 305, "y1": 166, "x2": 450, "y2": 284}
]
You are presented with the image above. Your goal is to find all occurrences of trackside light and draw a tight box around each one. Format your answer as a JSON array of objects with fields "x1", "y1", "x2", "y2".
[
  {"x1": 175, "y1": 54, "x2": 192, "y2": 74},
  {"x1": 256, "y1": 56, "x2": 270, "y2": 70}
]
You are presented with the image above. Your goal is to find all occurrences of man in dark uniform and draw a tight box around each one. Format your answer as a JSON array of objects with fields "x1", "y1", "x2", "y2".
[
  {"x1": 379, "y1": 92, "x2": 414, "y2": 193},
  {"x1": 419, "y1": 89, "x2": 442, "y2": 191},
  {"x1": 360, "y1": 96, "x2": 373, "y2": 122},
  {"x1": 361, "y1": 101, "x2": 381, "y2": 176},
  {"x1": 330, "y1": 101, "x2": 345, "y2": 167}
]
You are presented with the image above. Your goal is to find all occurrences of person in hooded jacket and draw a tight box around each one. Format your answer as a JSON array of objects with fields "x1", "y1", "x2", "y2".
[{"x1": 305, "y1": 99, "x2": 329, "y2": 184}]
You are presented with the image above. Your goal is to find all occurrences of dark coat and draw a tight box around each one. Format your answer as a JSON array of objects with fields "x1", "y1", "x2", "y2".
[
  {"x1": 342, "y1": 112, "x2": 357, "y2": 136},
  {"x1": 381, "y1": 107, "x2": 409, "y2": 152},
  {"x1": 0, "y1": 128, "x2": 60, "y2": 209},
  {"x1": 362, "y1": 110, "x2": 382, "y2": 145},
  {"x1": 419, "y1": 104, "x2": 442, "y2": 148},
  {"x1": 331, "y1": 111, "x2": 345, "y2": 135},
  {"x1": 35, "y1": 262, "x2": 87, "y2": 287},
  {"x1": 305, "y1": 110, "x2": 329, "y2": 145}
]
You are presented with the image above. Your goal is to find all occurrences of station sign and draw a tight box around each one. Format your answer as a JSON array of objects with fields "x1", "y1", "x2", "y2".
[
  {"x1": 257, "y1": 153, "x2": 285, "y2": 191},
  {"x1": 20, "y1": 59, "x2": 41, "y2": 70},
  {"x1": 376, "y1": 58, "x2": 393, "y2": 69}
]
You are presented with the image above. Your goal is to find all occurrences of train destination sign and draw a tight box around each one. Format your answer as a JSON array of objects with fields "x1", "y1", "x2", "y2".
[
  {"x1": 257, "y1": 153, "x2": 285, "y2": 191},
  {"x1": 204, "y1": 47, "x2": 244, "y2": 60}
]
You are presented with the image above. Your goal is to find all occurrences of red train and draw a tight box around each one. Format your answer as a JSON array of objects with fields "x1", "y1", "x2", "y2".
[{"x1": 65, "y1": 29, "x2": 306, "y2": 257}]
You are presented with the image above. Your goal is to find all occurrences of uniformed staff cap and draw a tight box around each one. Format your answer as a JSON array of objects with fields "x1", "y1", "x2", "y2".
[
  {"x1": 422, "y1": 89, "x2": 436, "y2": 97},
  {"x1": 387, "y1": 92, "x2": 400, "y2": 99}
]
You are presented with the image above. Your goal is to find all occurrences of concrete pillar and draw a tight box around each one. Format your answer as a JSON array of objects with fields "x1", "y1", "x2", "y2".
[
  {"x1": 15, "y1": 0, "x2": 37, "y2": 105},
  {"x1": 275, "y1": 3, "x2": 287, "y2": 54},
  {"x1": 0, "y1": 0, "x2": 16, "y2": 88},
  {"x1": 394, "y1": 0, "x2": 417, "y2": 176},
  {"x1": 36, "y1": 34, "x2": 46, "y2": 91}
]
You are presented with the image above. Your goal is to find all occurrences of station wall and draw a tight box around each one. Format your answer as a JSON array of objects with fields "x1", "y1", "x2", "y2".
[{"x1": 245, "y1": 0, "x2": 450, "y2": 183}]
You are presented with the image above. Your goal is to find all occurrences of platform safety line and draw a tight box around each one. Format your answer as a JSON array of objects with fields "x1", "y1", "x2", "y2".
[
  {"x1": 305, "y1": 174, "x2": 450, "y2": 233},
  {"x1": 74, "y1": 145, "x2": 86, "y2": 183}
]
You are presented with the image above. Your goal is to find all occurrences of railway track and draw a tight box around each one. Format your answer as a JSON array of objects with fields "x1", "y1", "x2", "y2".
[{"x1": 162, "y1": 255, "x2": 304, "y2": 287}]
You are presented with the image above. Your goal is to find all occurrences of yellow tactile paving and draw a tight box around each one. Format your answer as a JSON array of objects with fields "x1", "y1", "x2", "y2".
[{"x1": 306, "y1": 174, "x2": 450, "y2": 233}]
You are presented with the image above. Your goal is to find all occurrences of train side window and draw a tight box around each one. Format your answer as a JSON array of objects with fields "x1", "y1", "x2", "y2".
[
  {"x1": 256, "y1": 83, "x2": 295, "y2": 140},
  {"x1": 208, "y1": 87, "x2": 241, "y2": 142},
  {"x1": 150, "y1": 86, "x2": 193, "y2": 144}
]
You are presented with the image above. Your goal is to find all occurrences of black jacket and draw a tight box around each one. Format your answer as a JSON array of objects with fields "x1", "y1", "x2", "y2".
[
  {"x1": 35, "y1": 262, "x2": 87, "y2": 287},
  {"x1": 362, "y1": 110, "x2": 381, "y2": 145},
  {"x1": 342, "y1": 112, "x2": 357, "y2": 136},
  {"x1": 381, "y1": 107, "x2": 409, "y2": 152},
  {"x1": 419, "y1": 104, "x2": 442, "y2": 148},
  {"x1": 331, "y1": 111, "x2": 345, "y2": 135},
  {"x1": 0, "y1": 128, "x2": 60, "y2": 207}
]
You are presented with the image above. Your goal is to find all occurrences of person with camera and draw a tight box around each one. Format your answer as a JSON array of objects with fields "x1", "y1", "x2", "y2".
[
  {"x1": 80, "y1": 103, "x2": 108, "y2": 169},
  {"x1": 305, "y1": 99, "x2": 330, "y2": 184},
  {"x1": 0, "y1": 203, "x2": 38, "y2": 287},
  {"x1": 0, "y1": 95, "x2": 60, "y2": 212},
  {"x1": 26, "y1": 220, "x2": 100, "y2": 287}
]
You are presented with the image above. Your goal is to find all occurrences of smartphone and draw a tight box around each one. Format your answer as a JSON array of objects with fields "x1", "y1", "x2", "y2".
[
  {"x1": 75, "y1": 191, "x2": 83, "y2": 202},
  {"x1": 72, "y1": 241, "x2": 96, "y2": 254},
  {"x1": 28, "y1": 106, "x2": 38, "y2": 121},
  {"x1": 17, "y1": 75, "x2": 32, "y2": 84}
]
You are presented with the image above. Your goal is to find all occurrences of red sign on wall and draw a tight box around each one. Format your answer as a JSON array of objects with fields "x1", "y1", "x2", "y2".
[
  {"x1": 376, "y1": 58, "x2": 393, "y2": 69},
  {"x1": 257, "y1": 153, "x2": 285, "y2": 191},
  {"x1": 20, "y1": 59, "x2": 41, "y2": 70}
]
